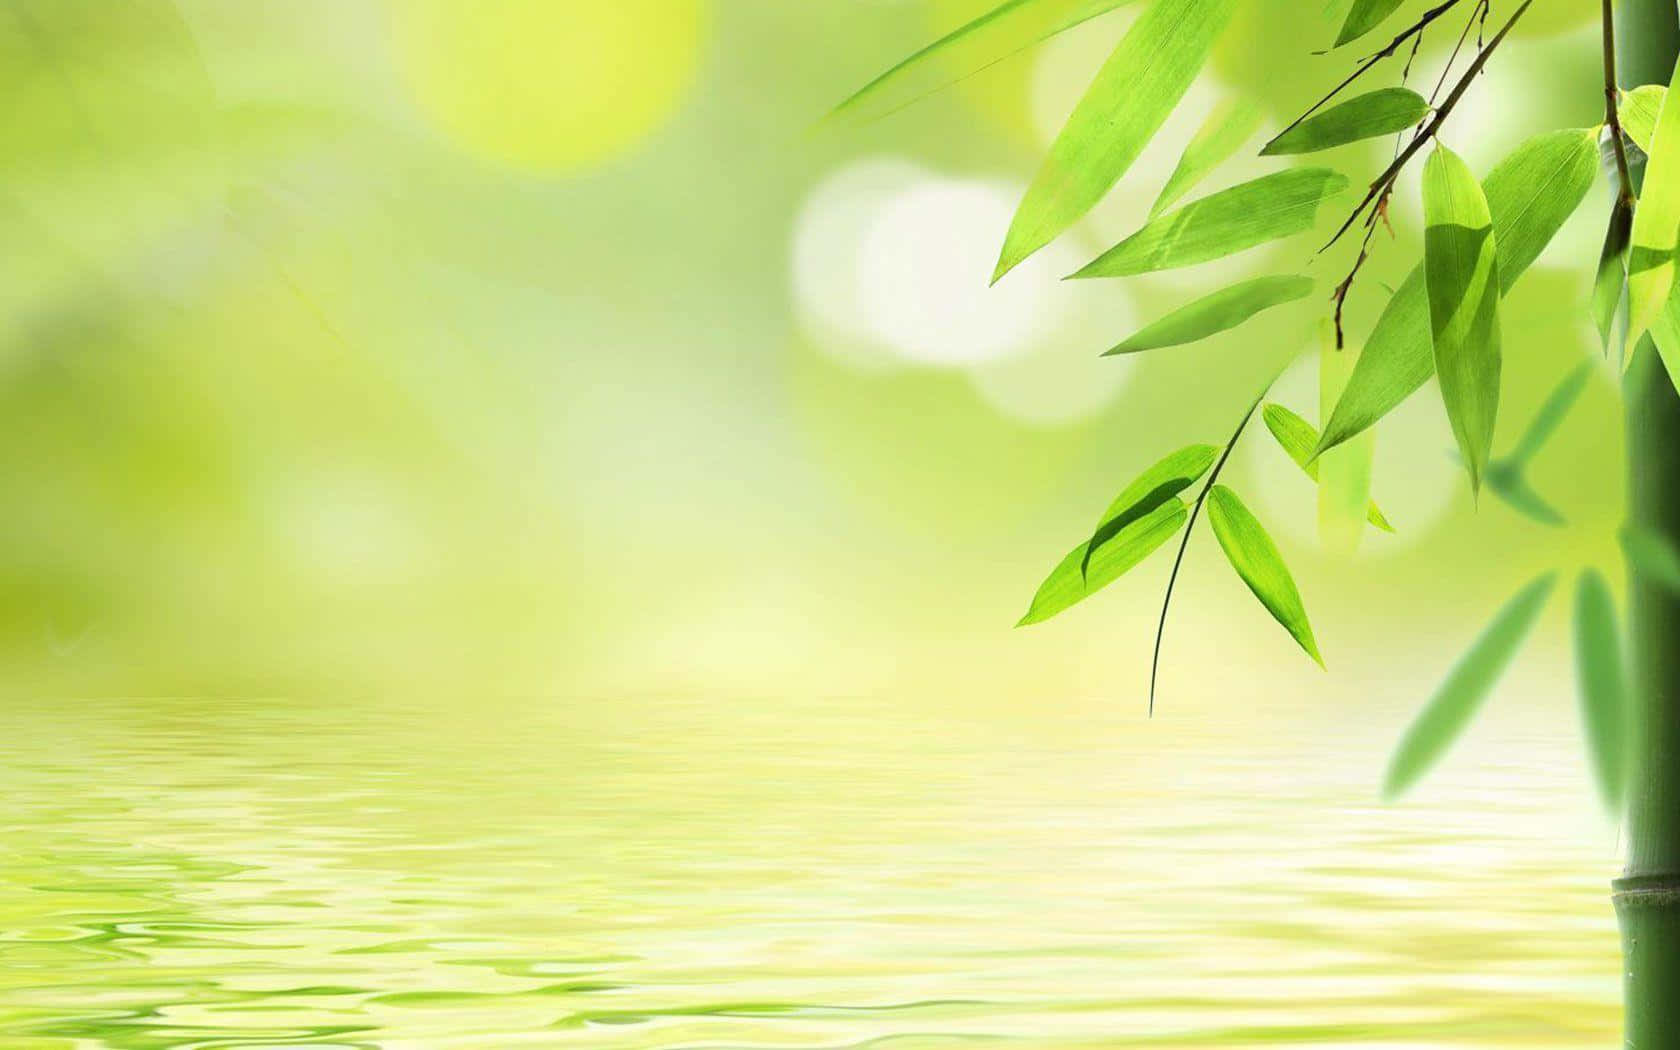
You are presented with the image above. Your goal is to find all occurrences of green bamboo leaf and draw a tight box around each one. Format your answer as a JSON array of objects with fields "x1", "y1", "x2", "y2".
[
  {"x1": 1573, "y1": 570, "x2": 1629, "y2": 812},
  {"x1": 1074, "y1": 169, "x2": 1349, "y2": 278},
  {"x1": 1261, "y1": 88, "x2": 1430, "y2": 156},
  {"x1": 1205, "y1": 485, "x2": 1323, "y2": 666},
  {"x1": 1621, "y1": 523, "x2": 1680, "y2": 592},
  {"x1": 993, "y1": 0, "x2": 1238, "y2": 282},
  {"x1": 1260, "y1": 403, "x2": 1394, "y2": 531},
  {"x1": 1649, "y1": 283, "x2": 1680, "y2": 388},
  {"x1": 1151, "y1": 98, "x2": 1265, "y2": 219},
  {"x1": 1019, "y1": 502, "x2": 1188, "y2": 626},
  {"x1": 1484, "y1": 465, "x2": 1565, "y2": 526},
  {"x1": 1319, "y1": 129, "x2": 1598, "y2": 455},
  {"x1": 1423, "y1": 144, "x2": 1503, "y2": 493},
  {"x1": 1104, "y1": 275, "x2": 1315, "y2": 355},
  {"x1": 1594, "y1": 198, "x2": 1633, "y2": 354},
  {"x1": 828, "y1": 0, "x2": 1138, "y2": 125},
  {"x1": 1627, "y1": 57, "x2": 1680, "y2": 353},
  {"x1": 1318, "y1": 342, "x2": 1381, "y2": 550},
  {"x1": 1505, "y1": 362, "x2": 1592, "y2": 469},
  {"x1": 1335, "y1": 0, "x2": 1405, "y2": 47},
  {"x1": 1621, "y1": 84, "x2": 1666, "y2": 154},
  {"x1": 1384, "y1": 574, "x2": 1557, "y2": 800},
  {"x1": 1079, "y1": 444, "x2": 1220, "y2": 577}
]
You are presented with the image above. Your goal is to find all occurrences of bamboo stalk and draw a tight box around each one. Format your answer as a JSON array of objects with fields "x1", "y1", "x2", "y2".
[{"x1": 1616, "y1": 0, "x2": 1680, "y2": 1042}]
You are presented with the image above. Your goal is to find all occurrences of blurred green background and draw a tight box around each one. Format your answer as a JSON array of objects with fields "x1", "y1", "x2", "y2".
[
  {"x1": 0, "y1": 2, "x2": 1649, "y2": 1045},
  {"x1": 0, "y1": 0, "x2": 1625, "y2": 709}
]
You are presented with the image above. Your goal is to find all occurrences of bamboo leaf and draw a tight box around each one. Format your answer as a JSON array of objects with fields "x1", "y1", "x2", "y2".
[
  {"x1": 1319, "y1": 129, "x2": 1598, "y2": 455},
  {"x1": 1505, "y1": 362, "x2": 1592, "y2": 469},
  {"x1": 1019, "y1": 502, "x2": 1188, "y2": 626},
  {"x1": 1621, "y1": 523, "x2": 1680, "y2": 592},
  {"x1": 1484, "y1": 465, "x2": 1566, "y2": 526},
  {"x1": 1621, "y1": 84, "x2": 1666, "y2": 155},
  {"x1": 1384, "y1": 574, "x2": 1557, "y2": 800},
  {"x1": 1075, "y1": 169, "x2": 1349, "y2": 278},
  {"x1": 1205, "y1": 485, "x2": 1323, "y2": 666},
  {"x1": 1079, "y1": 444, "x2": 1220, "y2": 578},
  {"x1": 1423, "y1": 144, "x2": 1503, "y2": 493},
  {"x1": 1260, "y1": 88, "x2": 1430, "y2": 156},
  {"x1": 1627, "y1": 57, "x2": 1680, "y2": 352},
  {"x1": 1105, "y1": 275, "x2": 1315, "y2": 355},
  {"x1": 1261, "y1": 403, "x2": 1394, "y2": 531},
  {"x1": 1318, "y1": 339, "x2": 1380, "y2": 551},
  {"x1": 1573, "y1": 570, "x2": 1629, "y2": 812},
  {"x1": 1335, "y1": 0, "x2": 1406, "y2": 47},
  {"x1": 829, "y1": 0, "x2": 1139, "y2": 125},
  {"x1": 1594, "y1": 198, "x2": 1634, "y2": 354},
  {"x1": 1650, "y1": 283, "x2": 1680, "y2": 387},
  {"x1": 993, "y1": 0, "x2": 1238, "y2": 282},
  {"x1": 1151, "y1": 98, "x2": 1265, "y2": 219}
]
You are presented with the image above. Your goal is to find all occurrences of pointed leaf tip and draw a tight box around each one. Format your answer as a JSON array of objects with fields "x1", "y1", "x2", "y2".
[
  {"x1": 1205, "y1": 485, "x2": 1323, "y2": 666},
  {"x1": 1384, "y1": 574, "x2": 1556, "y2": 800},
  {"x1": 993, "y1": 0, "x2": 1237, "y2": 279}
]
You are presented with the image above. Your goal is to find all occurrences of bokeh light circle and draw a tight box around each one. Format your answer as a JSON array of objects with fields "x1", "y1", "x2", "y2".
[
  {"x1": 392, "y1": 0, "x2": 707, "y2": 174},
  {"x1": 856, "y1": 176, "x2": 1073, "y2": 367}
]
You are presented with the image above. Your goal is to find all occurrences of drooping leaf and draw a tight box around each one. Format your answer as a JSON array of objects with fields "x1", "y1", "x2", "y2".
[
  {"x1": 1151, "y1": 97, "x2": 1265, "y2": 219},
  {"x1": 1335, "y1": 0, "x2": 1406, "y2": 47},
  {"x1": 1594, "y1": 197, "x2": 1633, "y2": 354},
  {"x1": 1621, "y1": 84, "x2": 1667, "y2": 154},
  {"x1": 828, "y1": 0, "x2": 1139, "y2": 125},
  {"x1": 1422, "y1": 144, "x2": 1503, "y2": 493},
  {"x1": 1318, "y1": 336, "x2": 1379, "y2": 552},
  {"x1": 1319, "y1": 129, "x2": 1598, "y2": 455},
  {"x1": 1074, "y1": 168, "x2": 1349, "y2": 277},
  {"x1": 1384, "y1": 574, "x2": 1557, "y2": 800},
  {"x1": 1626, "y1": 56, "x2": 1680, "y2": 352},
  {"x1": 1573, "y1": 570, "x2": 1629, "y2": 812},
  {"x1": 1105, "y1": 275, "x2": 1315, "y2": 355},
  {"x1": 1205, "y1": 485, "x2": 1323, "y2": 666},
  {"x1": 1079, "y1": 444, "x2": 1220, "y2": 578},
  {"x1": 1621, "y1": 523, "x2": 1680, "y2": 592},
  {"x1": 1261, "y1": 88, "x2": 1430, "y2": 156},
  {"x1": 993, "y1": 0, "x2": 1238, "y2": 282},
  {"x1": 1019, "y1": 502, "x2": 1188, "y2": 626},
  {"x1": 1261, "y1": 403, "x2": 1394, "y2": 531}
]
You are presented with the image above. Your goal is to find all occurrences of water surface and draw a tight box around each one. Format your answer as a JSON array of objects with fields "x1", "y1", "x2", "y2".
[{"x1": 0, "y1": 695, "x2": 1620, "y2": 1047}]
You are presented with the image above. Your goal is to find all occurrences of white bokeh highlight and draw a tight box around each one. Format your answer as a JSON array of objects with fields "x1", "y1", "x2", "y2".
[{"x1": 857, "y1": 176, "x2": 1074, "y2": 366}]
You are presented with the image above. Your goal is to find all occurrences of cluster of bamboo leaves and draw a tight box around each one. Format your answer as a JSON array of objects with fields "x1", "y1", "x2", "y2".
[{"x1": 835, "y1": 0, "x2": 1680, "y2": 807}]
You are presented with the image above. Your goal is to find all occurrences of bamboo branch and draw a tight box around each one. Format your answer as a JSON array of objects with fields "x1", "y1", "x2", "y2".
[
  {"x1": 1321, "y1": 0, "x2": 1535, "y2": 254},
  {"x1": 1274, "y1": 0, "x2": 1467, "y2": 144},
  {"x1": 1148, "y1": 388, "x2": 1269, "y2": 715},
  {"x1": 1605, "y1": 0, "x2": 1639, "y2": 207}
]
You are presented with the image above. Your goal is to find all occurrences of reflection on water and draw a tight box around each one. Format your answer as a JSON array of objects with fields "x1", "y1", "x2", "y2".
[{"x1": 0, "y1": 695, "x2": 1619, "y2": 1047}]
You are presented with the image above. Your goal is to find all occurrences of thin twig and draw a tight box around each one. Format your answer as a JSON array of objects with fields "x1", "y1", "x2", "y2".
[
  {"x1": 1274, "y1": 0, "x2": 1467, "y2": 144},
  {"x1": 1321, "y1": 0, "x2": 1535, "y2": 254},
  {"x1": 1148, "y1": 387, "x2": 1270, "y2": 716},
  {"x1": 1603, "y1": 0, "x2": 1637, "y2": 207}
]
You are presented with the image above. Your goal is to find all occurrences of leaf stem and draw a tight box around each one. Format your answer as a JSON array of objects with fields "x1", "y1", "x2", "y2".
[
  {"x1": 1148, "y1": 385, "x2": 1269, "y2": 715},
  {"x1": 1604, "y1": 0, "x2": 1639, "y2": 207}
]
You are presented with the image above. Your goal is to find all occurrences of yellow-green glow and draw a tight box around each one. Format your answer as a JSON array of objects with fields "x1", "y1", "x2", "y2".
[{"x1": 392, "y1": 0, "x2": 708, "y2": 173}]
